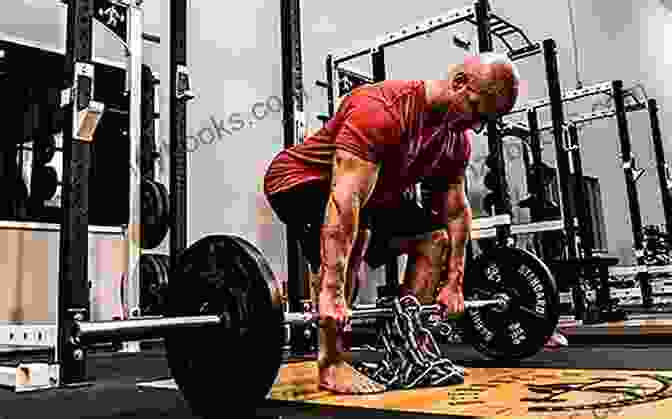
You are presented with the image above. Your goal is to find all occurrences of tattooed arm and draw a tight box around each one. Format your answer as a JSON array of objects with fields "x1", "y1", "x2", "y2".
[
  {"x1": 318, "y1": 90, "x2": 401, "y2": 321},
  {"x1": 429, "y1": 176, "x2": 472, "y2": 309},
  {"x1": 320, "y1": 149, "x2": 380, "y2": 318}
]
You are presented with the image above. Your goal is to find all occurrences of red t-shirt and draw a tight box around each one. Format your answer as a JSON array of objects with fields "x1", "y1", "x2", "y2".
[{"x1": 263, "y1": 80, "x2": 472, "y2": 208}]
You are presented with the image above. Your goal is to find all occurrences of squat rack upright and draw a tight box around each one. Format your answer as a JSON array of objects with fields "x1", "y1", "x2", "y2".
[
  {"x1": 53, "y1": 0, "x2": 150, "y2": 386},
  {"x1": 58, "y1": 0, "x2": 194, "y2": 387}
]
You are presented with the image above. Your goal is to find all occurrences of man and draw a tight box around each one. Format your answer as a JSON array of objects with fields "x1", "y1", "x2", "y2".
[{"x1": 264, "y1": 53, "x2": 519, "y2": 394}]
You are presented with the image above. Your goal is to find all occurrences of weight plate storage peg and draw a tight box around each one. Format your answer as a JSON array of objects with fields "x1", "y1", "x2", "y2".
[
  {"x1": 164, "y1": 235, "x2": 285, "y2": 417},
  {"x1": 459, "y1": 246, "x2": 560, "y2": 360}
]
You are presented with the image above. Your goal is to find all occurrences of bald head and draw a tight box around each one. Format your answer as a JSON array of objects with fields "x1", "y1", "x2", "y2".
[
  {"x1": 426, "y1": 52, "x2": 520, "y2": 132},
  {"x1": 460, "y1": 52, "x2": 520, "y2": 113}
]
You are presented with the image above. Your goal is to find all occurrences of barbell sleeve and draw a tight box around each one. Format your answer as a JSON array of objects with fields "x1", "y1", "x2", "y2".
[{"x1": 74, "y1": 315, "x2": 222, "y2": 346}]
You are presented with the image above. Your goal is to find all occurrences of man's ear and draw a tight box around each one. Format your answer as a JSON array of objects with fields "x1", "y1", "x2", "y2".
[{"x1": 451, "y1": 71, "x2": 469, "y2": 90}]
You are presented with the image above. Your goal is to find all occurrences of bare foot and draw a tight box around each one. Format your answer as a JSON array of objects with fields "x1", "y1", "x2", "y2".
[
  {"x1": 317, "y1": 315, "x2": 385, "y2": 394},
  {"x1": 318, "y1": 359, "x2": 386, "y2": 394}
]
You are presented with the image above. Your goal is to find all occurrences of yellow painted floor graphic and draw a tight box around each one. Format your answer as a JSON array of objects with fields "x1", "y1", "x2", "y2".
[{"x1": 269, "y1": 362, "x2": 672, "y2": 418}]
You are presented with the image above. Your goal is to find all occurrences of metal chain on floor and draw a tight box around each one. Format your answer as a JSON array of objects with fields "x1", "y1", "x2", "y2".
[
  {"x1": 425, "y1": 315, "x2": 464, "y2": 344},
  {"x1": 354, "y1": 295, "x2": 465, "y2": 390}
]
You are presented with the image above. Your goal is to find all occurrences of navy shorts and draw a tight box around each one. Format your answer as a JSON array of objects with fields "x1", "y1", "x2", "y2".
[{"x1": 267, "y1": 181, "x2": 445, "y2": 274}]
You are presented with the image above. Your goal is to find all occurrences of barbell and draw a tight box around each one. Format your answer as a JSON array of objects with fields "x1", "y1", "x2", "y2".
[
  {"x1": 71, "y1": 234, "x2": 560, "y2": 418},
  {"x1": 74, "y1": 298, "x2": 510, "y2": 345}
]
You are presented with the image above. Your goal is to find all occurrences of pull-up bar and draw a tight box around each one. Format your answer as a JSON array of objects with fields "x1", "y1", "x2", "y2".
[
  {"x1": 331, "y1": 2, "x2": 541, "y2": 66},
  {"x1": 332, "y1": 5, "x2": 475, "y2": 64}
]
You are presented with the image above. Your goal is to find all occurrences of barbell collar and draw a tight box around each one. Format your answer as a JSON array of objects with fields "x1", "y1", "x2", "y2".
[{"x1": 74, "y1": 315, "x2": 222, "y2": 346}]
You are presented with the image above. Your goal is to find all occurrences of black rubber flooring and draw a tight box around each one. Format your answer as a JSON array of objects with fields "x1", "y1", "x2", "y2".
[{"x1": 1, "y1": 342, "x2": 672, "y2": 418}]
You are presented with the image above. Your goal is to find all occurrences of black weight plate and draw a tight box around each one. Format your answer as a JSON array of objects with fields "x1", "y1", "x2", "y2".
[
  {"x1": 33, "y1": 135, "x2": 56, "y2": 166},
  {"x1": 460, "y1": 246, "x2": 560, "y2": 361},
  {"x1": 140, "y1": 178, "x2": 164, "y2": 248},
  {"x1": 158, "y1": 178, "x2": 170, "y2": 226},
  {"x1": 154, "y1": 254, "x2": 170, "y2": 314},
  {"x1": 155, "y1": 254, "x2": 170, "y2": 279},
  {"x1": 165, "y1": 235, "x2": 285, "y2": 418},
  {"x1": 139, "y1": 254, "x2": 169, "y2": 316},
  {"x1": 140, "y1": 178, "x2": 170, "y2": 249},
  {"x1": 30, "y1": 165, "x2": 58, "y2": 201}
]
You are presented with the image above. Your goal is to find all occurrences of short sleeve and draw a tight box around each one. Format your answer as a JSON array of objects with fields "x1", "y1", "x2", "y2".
[
  {"x1": 333, "y1": 94, "x2": 402, "y2": 163},
  {"x1": 423, "y1": 130, "x2": 473, "y2": 191}
]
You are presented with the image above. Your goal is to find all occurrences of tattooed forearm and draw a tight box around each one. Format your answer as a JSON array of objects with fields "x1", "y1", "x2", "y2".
[
  {"x1": 320, "y1": 189, "x2": 364, "y2": 300},
  {"x1": 319, "y1": 150, "x2": 380, "y2": 307},
  {"x1": 320, "y1": 225, "x2": 349, "y2": 299},
  {"x1": 435, "y1": 207, "x2": 471, "y2": 296}
]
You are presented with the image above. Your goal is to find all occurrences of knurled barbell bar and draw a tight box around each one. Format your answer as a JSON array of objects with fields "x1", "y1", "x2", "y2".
[
  {"x1": 72, "y1": 297, "x2": 510, "y2": 346},
  {"x1": 69, "y1": 234, "x2": 559, "y2": 418}
]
